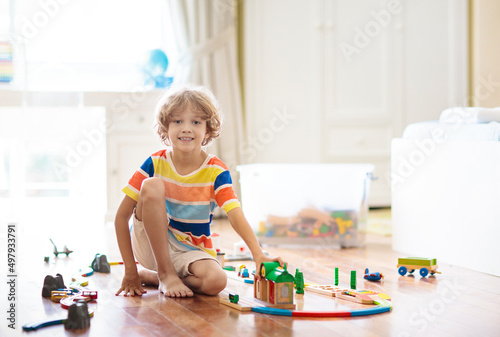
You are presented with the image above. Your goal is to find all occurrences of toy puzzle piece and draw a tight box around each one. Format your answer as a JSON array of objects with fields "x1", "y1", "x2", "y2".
[
  {"x1": 305, "y1": 284, "x2": 391, "y2": 304},
  {"x1": 51, "y1": 290, "x2": 69, "y2": 303},
  {"x1": 304, "y1": 284, "x2": 347, "y2": 297},
  {"x1": 60, "y1": 290, "x2": 98, "y2": 309}
]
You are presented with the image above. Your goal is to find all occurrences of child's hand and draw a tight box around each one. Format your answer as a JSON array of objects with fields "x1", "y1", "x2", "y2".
[
  {"x1": 116, "y1": 273, "x2": 147, "y2": 297},
  {"x1": 253, "y1": 254, "x2": 286, "y2": 280}
]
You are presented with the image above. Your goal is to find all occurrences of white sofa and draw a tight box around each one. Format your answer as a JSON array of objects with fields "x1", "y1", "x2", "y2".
[{"x1": 391, "y1": 117, "x2": 500, "y2": 277}]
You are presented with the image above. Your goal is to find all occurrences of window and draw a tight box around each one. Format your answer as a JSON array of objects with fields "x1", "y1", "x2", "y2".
[
  {"x1": 5, "y1": 0, "x2": 177, "y2": 91},
  {"x1": 280, "y1": 283, "x2": 290, "y2": 299},
  {"x1": 0, "y1": 107, "x2": 107, "y2": 231}
]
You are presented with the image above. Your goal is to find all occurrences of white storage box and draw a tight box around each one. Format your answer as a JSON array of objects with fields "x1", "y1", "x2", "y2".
[{"x1": 236, "y1": 164, "x2": 374, "y2": 247}]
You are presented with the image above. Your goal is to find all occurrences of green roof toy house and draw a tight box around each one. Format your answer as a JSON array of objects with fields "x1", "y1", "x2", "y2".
[{"x1": 254, "y1": 262, "x2": 295, "y2": 309}]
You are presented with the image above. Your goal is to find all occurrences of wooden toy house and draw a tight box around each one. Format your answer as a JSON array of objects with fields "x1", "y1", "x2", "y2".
[{"x1": 254, "y1": 262, "x2": 295, "y2": 309}]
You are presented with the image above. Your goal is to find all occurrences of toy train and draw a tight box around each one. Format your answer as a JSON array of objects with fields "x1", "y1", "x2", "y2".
[{"x1": 397, "y1": 257, "x2": 441, "y2": 277}]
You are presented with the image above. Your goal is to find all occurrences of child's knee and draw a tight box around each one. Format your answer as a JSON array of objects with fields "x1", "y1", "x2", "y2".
[
  {"x1": 140, "y1": 178, "x2": 165, "y2": 199},
  {"x1": 204, "y1": 270, "x2": 227, "y2": 295}
]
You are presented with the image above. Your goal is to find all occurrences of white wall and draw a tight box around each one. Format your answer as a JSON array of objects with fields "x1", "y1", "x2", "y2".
[{"x1": 242, "y1": 0, "x2": 469, "y2": 206}]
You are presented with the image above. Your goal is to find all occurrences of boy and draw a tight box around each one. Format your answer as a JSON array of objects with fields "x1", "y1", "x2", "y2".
[{"x1": 114, "y1": 85, "x2": 284, "y2": 298}]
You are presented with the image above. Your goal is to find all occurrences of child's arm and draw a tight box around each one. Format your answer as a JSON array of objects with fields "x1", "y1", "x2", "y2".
[
  {"x1": 226, "y1": 207, "x2": 285, "y2": 276},
  {"x1": 114, "y1": 195, "x2": 146, "y2": 296}
]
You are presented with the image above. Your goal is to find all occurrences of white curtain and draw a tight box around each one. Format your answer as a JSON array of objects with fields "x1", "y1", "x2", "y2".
[{"x1": 166, "y1": 0, "x2": 244, "y2": 176}]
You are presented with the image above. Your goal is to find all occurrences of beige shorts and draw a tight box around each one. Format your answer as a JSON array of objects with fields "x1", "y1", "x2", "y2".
[{"x1": 131, "y1": 210, "x2": 218, "y2": 278}]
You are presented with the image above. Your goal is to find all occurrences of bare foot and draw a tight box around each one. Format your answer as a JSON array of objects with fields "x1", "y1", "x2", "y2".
[{"x1": 159, "y1": 274, "x2": 194, "y2": 298}]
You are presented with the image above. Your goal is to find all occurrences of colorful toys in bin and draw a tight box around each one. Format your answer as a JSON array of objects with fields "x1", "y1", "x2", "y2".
[{"x1": 258, "y1": 207, "x2": 357, "y2": 240}]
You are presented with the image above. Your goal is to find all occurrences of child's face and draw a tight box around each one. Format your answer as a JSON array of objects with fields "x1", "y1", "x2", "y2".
[{"x1": 167, "y1": 106, "x2": 208, "y2": 153}]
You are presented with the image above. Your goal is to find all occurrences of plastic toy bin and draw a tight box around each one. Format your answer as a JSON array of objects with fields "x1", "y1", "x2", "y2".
[{"x1": 236, "y1": 163, "x2": 374, "y2": 248}]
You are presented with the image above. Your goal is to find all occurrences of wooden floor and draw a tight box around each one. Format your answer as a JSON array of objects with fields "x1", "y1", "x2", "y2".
[{"x1": 5, "y1": 214, "x2": 500, "y2": 337}]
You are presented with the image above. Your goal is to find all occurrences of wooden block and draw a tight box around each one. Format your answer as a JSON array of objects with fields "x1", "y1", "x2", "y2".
[
  {"x1": 219, "y1": 297, "x2": 252, "y2": 312},
  {"x1": 249, "y1": 295, "x2": 296, "y2": 310},
  {"x1": 269, "y1": 303, "x2": 296, "y2": 310},
  {"x1": 398, "y1": 257, "x2": 436, "y2": 266},
  {"x1": 397, "y1": 264, "x2": 439, "y2": 271},
  {"x1": 298, "y1": 208, "x2": 334, "y2": 224},
  {"x1": 267, "y1": 215, "x2": 300, "y2": 226},
  {"x1": 335, "y1": 291, "x2": 374, "y2": 305},
  {"x1": 370, "y1": 296, "x2": 393, "y2": 309},
  {"x1": 305, "y1": 285, "x2": 346, "y2": 297},
  {"x1": 370, "y1": 293, "x2": 391, "y2": 301},
  {"x1": 219, "y1": 290, "x2": 265, "y2": 312},
  {"x1": 220, "y1": 290, "x2": 295, "y2": 311},
  {"x1": 306, "y1": 285, "x2": 392, "y2": 305}
]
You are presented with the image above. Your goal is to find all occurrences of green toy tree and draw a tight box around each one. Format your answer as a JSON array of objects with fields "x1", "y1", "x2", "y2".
[{"x1": 294, "y1": 268, "x2": 304, "y2": 294}]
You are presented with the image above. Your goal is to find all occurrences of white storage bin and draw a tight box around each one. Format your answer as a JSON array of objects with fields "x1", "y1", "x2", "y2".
[{"x1": 236, "y1": 164, "x2": 374, "y2": 247}]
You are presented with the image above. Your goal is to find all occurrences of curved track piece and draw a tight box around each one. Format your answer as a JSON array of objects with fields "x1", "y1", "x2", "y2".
[{"x1": 251, "y1": 302, "x2": 392, "y2": 318}]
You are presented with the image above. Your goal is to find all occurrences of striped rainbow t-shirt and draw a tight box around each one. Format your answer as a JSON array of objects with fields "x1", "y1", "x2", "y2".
[{"x1": 122, "y1": 149, "x2": 241, "y2": 257}]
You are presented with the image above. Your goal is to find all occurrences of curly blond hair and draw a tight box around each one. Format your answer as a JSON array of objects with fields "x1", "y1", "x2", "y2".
[{"x1": 154, "y1": 85, "x2": 222, "y2": 147}]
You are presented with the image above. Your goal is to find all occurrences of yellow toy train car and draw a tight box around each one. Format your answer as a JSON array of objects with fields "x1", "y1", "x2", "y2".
[{"x1": 397, "y1": 257, "x2": 441, "y2": 277}]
